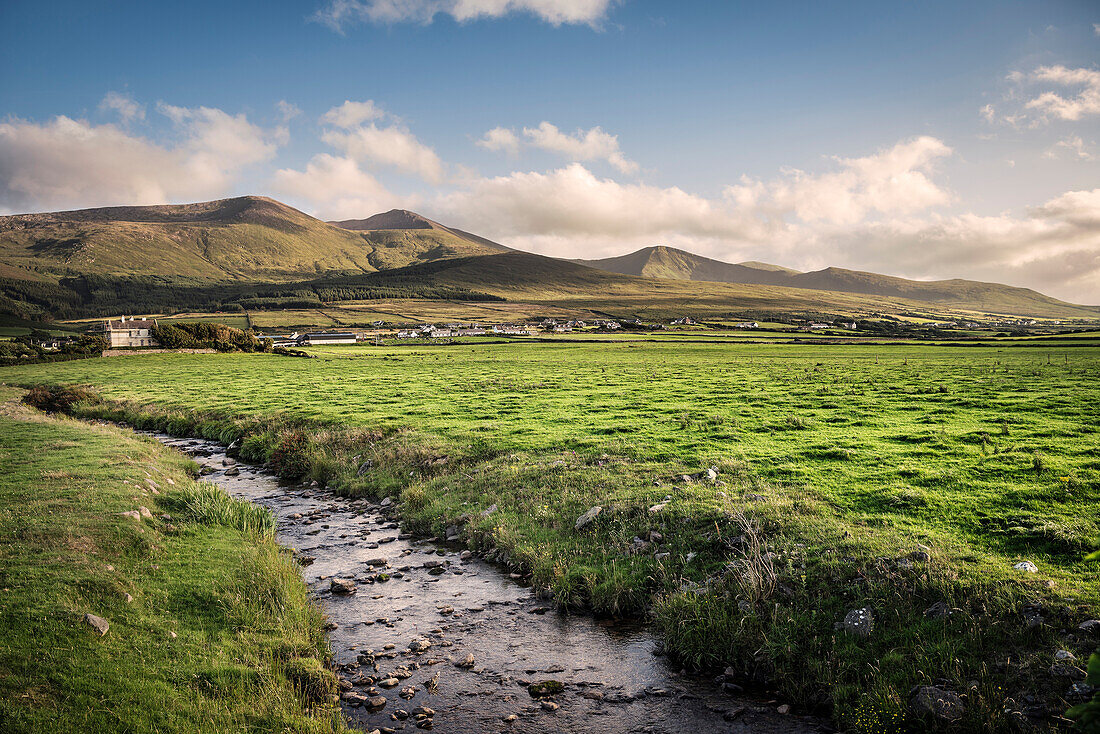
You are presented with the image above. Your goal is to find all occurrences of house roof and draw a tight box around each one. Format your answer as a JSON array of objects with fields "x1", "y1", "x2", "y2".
[{"x1": 107, "y1": 319, "x2": 157, "y2": 329}]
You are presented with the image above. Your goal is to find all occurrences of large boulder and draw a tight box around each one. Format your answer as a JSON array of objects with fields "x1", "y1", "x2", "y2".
[
  {"x1": 842, "y1": 607, "x2": 874, "y2": 638},
  {"x1": 83, "y1": 613, "x2": 109, "y2": 636},
  {"x1": 909, "y1": 686, "x2": 965, "y2": 721},
  {"x1": 574, "y1": 506, "x2": 602, "y2": 531}
]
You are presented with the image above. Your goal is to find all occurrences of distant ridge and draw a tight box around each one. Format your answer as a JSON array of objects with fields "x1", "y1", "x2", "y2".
[{"x1": 576, "y1": 245, "x2": 1085, "y2": 313}]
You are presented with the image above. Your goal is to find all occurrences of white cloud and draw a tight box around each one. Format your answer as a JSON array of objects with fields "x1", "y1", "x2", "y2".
[
  {"x1": 476, "y1": 121, "x2": 638, "y2": 173},
  {"x1": 99, "y1": 91, "x2": 144, "y2": 124},
  {"x1": 476, "y1": 126, "x2": 521, "y2": 155},
  {"x1": 316, "y1": 100, "x2": 444, "y2": 183},
  {"x1": 314, "y1": 0, "x2": 615, "y2": 30},
  {"x1": 993, "y1": 65, "x2": 1100, "y2": 124},
  {"x1": 437, "y1": 162, "x2": 768, "y2": 240},
  {"x1": 271, "y1": 153, "x2": 409, "y2": 219},
  {"x1": 321, "y1": 99, "x2": 385, "y2": 128},
  {"x1": 1045, "y1": 135, "x2": 1096, "y2": 161},
  {"x1": 521, "y1": 122, "x2": 637, "y2": 174},
  {"x1": 276, "y1": 100, "x2": 303, "y2": 121},
  {"x1": 0, "y1": 104, "x2": 282, "y2": 214},
  {"x1": 725, "y1": 136, "x2": 953, "y2": 225},
  {"x1": 323, "y1": 124, "x2": 445, "y2": 183}
]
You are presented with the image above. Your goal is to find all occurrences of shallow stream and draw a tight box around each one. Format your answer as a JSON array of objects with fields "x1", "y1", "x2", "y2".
[{"x1": 154, "y1": 433, "x2": 828, "y2": 734}]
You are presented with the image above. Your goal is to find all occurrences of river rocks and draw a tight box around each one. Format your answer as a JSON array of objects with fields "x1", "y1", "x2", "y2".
[
  {"x1": 909, "y1": 686, "x2": 965, "y2": 721},
  {"x1": 1013, "y1": 560, "x2": 1038, "y2": 573},
  {"x1": 422, "y1": 559, "x2": 443, "y2": 569},
  {"x1": 366, "y1": 557, "x2": 388, "y2": 567},
  {"x1": 399, "y1": 686, "x2": 418, "y2": 699},
  {"x1": 409, "y1": 637, "x2": 432, "y2": 653},
  {"x1": 83, "y1": 613, "x2": 109, "y2": 636},
  {"x1": 224, "y1": 467, "x2": 240, "y2": 476},
  {"x1": 378, "y1": 677, "x2": 400, "y2": 687},
  {"x1": 528, "y1": 680, "x2": 564, "y2": 697},
  {"x1": 368, "y1": 695, "x2": 387, "y2": 710},
  {"x1": 459, "y1": 550, "x2": 473, "y2": 561},
  {"x1": 330, "y1": 578, "x2": 357, "y2": 595},
  {"x1": 380, "y1": 497, "x2": 393, "y2": 508},
  {"x1": 842, "y1": 607, "x2": 874, "y2": 637},
  {"x1": 541, "y1": 701, "x2": 560, "y2": 711},
  {"x1": 456, "y1": 653, "x2": 475, "y2": 668},
  {"x1": 574, "y1": 506, "x2": 602, "y2": 531},
  {"x1": 777, "y1": 704, "x2": 791, "y2": 714},
  {"x1": 445, "y1": 525, "x2": 461, "y2": 542},
  {"x1": 502, "y1": 713, "x2": 518, "y2": 722}
]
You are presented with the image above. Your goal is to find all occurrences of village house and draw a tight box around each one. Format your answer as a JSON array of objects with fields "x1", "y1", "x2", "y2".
[
  {"x1": 838, "y1": 321, "x2": 857, "y2": 329},
  {"x1": 733, "y1": 321, "x2": 759, "y2": 329},
  {"x1": 671, "y1": 316, "x2": 696, "y2": 326},
  {"x1": 103, "y1": 316, "x2": 159, "y2": 348}
]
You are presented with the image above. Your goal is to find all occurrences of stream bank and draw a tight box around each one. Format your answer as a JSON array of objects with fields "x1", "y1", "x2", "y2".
[{"x1": 155, "y1": 432, "x2": 829, "y2": 734}]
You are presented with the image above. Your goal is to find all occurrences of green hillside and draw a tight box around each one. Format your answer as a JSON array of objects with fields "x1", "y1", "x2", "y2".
[
  {"x1": 361, "y1": 251, "x2": 1100, "y2": 320},
  {"x1": 578, "y1": 245, "x2": 1096, "y2": 316},
  {"x1": 0, "y1": 197, "x2": 504, "y2": 283}
]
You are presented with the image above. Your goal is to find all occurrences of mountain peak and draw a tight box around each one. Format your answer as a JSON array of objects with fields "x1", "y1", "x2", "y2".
[{"x1": 331, "y1": 209, "x2": 437, "y2": 231}]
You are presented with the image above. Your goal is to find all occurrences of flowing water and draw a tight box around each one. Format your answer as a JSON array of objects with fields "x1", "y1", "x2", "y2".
[{"x1": 154, "y1": 433, "x2": 829, "y2": 734}]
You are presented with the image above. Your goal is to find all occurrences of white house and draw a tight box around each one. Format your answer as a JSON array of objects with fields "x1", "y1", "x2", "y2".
[{"x1": 103, "y1": 316, "x2": 159, "y2": 348}]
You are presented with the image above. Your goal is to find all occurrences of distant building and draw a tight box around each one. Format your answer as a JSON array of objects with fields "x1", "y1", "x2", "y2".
[
  {"x1": 838, "y1": 321, "x2": 857, "y2": 330},
  {"x1": 298, "y1": 332, "x2": 357, "y2": 346},
  {"x1": 671, "y1": 317, "x2": 696, "y2": 326},
  {"x1": 733, "y1": 321, "x2": 759, "y2": 329},
  {"x1": 103, "y1": 316, "x2": 159, "y2": 348}
]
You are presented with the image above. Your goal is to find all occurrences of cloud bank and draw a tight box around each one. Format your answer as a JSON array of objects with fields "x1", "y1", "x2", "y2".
[
  {"x1": 0, "y1": 98, "x2": 282, "y2": 213},
  {"x1": 314, "y1": 0, "x2": 615, "y2": 31}
]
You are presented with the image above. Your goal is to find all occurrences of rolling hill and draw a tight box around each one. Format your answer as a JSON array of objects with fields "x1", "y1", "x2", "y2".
[
  {"x1": 577, "y1": 245, "x2": 1094, "y2": 316},
  {"x1": 356, "y1": 251, "x2": 1100, "y2": 320},
  {"x1": 1, "y1": 198, "x2": 1096, "y2": 321},
  {"x1": 0, "y1": 197, "x2": 505, "y2": 283}
]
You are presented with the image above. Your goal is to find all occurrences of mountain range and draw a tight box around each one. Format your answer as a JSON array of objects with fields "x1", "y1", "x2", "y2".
[{"x1": 1, "y1": 195, "x2": 1095, "y2": 320}]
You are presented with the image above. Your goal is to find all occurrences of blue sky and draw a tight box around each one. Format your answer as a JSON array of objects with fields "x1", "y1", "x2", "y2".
[{"x1": 1, "y1": 0, "x2": 1098, "y2": 301}]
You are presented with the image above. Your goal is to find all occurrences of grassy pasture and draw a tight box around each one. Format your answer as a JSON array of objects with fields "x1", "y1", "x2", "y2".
[
  {"x1": 2, "y1": 342, "x2": 1098, "y2": 731},
  {"x1": 0, "y1": 388, "x2": 340, "y2": 733}
]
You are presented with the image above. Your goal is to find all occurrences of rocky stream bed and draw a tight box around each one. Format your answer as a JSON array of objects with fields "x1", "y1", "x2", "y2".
[{"x1": 154, "y1": 433, "x2": 831, "y2": 734}]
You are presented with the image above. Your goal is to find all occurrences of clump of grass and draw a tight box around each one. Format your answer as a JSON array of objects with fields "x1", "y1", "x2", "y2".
[
  {"x1": 283, "y1": 657, "x2": 337, "y2": 705},
  {"x1": 161, "y1": 481, "x2": 275, "y2": 536},
  {"x1": 785, "y1": 414, "x2": 812, "y2": 430},
  {"x1": 22, "y1": 384, "x2": 95, "y2": 413},
  {"x1": 1031, "y1": 450, "x2": 1046, "y2": 475}
]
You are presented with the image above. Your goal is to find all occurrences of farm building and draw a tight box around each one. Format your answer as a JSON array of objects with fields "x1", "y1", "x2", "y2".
[
  {"x1": 103, "y1": 316, "x2": 159, "y2": 348},
  {"x1": 298, "y1": 332, "x2": 357, "y2": 346}
]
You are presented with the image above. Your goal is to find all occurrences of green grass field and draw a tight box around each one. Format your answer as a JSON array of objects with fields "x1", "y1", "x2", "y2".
[
  {"x1": 2, "y1": 341, "x2": 1098, "y2": 731},
  {"x1": 0, "y1": 388, "x2": 341, "y2": 733}
]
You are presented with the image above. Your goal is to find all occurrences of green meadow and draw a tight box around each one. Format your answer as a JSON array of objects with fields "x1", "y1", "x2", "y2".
[
  {"x1": 0, "y1": 388, "x2": 342, "y2": 734},
  {"x1": 3, "y1": 341, "x2": 1098, "y2": 731}
]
